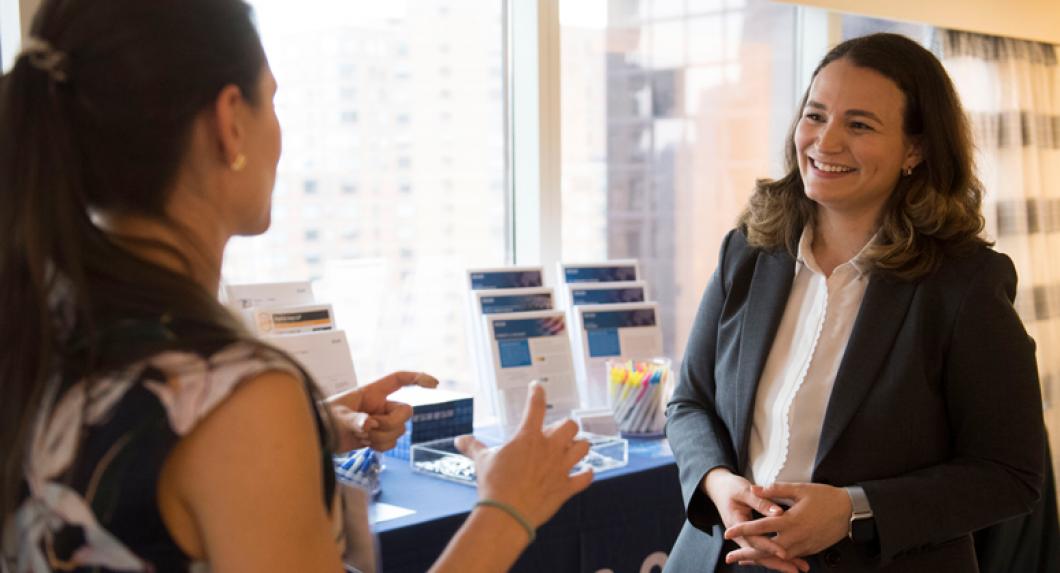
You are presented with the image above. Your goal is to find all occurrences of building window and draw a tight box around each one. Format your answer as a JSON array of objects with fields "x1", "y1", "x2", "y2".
[
  {"x1": 223, "y1": 0, "x2": 508, "y2": 396},
  {"x1": 559, "y1": 0, "x2": 797, "y2": 361}
]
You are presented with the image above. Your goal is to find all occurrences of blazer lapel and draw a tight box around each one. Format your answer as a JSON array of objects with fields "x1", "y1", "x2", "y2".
[
  {"x1": 814, "y1": 274, "x2": 916, "y2": 470},
  {"x1": 734, "y1": 250, "x2": 795, "y2": 472}
]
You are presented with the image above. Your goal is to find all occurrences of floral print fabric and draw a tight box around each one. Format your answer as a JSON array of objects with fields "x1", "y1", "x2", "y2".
[{"x1": 2, "y1": 341, "x2": 334, "y2": 573}]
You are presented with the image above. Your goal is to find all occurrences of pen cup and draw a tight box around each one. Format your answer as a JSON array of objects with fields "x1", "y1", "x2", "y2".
[{"x1": 605, "y1": 358, "x2": 673, "y2": 437}]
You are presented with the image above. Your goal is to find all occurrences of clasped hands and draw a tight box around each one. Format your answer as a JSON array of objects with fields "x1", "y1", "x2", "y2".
[
  {"x1": 325, "y1": 370, "x2": 438, "y2": 453},
  {"x1": 703, "y1": 468, "x2": 852, "y2": 573}
]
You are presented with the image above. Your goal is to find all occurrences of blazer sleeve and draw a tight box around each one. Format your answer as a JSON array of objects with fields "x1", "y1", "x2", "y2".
[
  {"x1": 861, "y1": 251, "x2": 1046, "y2": 563},
  {"x1": 665, "y1": 229, "x2": 740, "y2": 532}
]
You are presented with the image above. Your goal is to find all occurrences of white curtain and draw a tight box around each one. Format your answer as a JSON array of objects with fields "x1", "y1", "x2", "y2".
[{"x1": 938, "y1": 30, "x2": 1060, "y2": 481}]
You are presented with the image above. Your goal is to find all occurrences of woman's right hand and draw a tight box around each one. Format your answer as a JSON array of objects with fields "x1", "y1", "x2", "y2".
[
  {"x1": 455, "y1": 382, "x2": 594, "y2": 528},
  {"x1": 703, "y1": 468, "x2": 810, "y2": 573}
]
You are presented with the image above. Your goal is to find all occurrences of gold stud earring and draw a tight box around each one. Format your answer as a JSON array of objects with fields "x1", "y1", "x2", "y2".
[{"x1": 230, "y1": 153, "x2": 247, "y2": 172}]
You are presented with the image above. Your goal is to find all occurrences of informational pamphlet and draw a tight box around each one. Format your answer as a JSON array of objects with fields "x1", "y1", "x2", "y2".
[
  {"x1": 557, "y1": 260, "x2": 639, "y2": 287},
  {"x1": 469, "y1": 287, "x2": 554, "y2": 409},
  {"x1": 464, "y1": 267, "x2": 545, "y2": 421},
  {"x1": 484, "y1": 310, "x2": 579, "y2": 434},
  {"x1": 475, "y1": 288, "x2": 554, "y2": 315},
  {"x1": 573, "y1": 303, "x2": 663, "y2": 409},
  {"x1": 266, "y1": 330, "x2": 358, "y2": 396},
  {"x1": 223, "y1": 281, "x2": 315, "y2": 310},
  {"x1": 248, "y1": 303, "x2": 335, "y2": 336},
  {"x1": 559, "y1": 261, "x2": 640, "y2": 311},
  {"x1": 567, "y1": 281, "x2": 648, "y2": 307},
  {"x1": 466, "y1": 267, "x2": 545, "y2": 291}
]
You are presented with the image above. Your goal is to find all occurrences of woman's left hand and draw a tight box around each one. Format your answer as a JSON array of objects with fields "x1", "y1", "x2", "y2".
[
  {"x1": 326, "y1": 371, "x2": 439, "y2": 452},
  {"x1": 723, "y1": 482, "x2": 852, "y2": 560}
]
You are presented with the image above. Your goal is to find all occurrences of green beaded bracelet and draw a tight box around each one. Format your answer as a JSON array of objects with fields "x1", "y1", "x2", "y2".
[{"x1": 474, "y1": 499, "x2": 536, "y2": 543}]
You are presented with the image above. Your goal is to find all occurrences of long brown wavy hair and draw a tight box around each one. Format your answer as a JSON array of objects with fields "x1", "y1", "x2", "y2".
[
  {"x1": 739, "y1": 33, "x2": 988, "y2": 279},
  {"x1": 0, "y1": 0, "x2": 280, "y2": 528}
]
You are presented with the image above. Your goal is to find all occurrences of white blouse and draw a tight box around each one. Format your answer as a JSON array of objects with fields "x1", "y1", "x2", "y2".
[{"x1": 747, "y1": 225, "x2": 873, "y2": 486}]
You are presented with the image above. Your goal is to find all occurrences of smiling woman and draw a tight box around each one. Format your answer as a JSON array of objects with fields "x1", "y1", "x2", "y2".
[
  {"x1": 665, "y1": 33, "x2": 1044, "y2": 573},
  {"x1": 796, "y1": 60, "x2": 921, "y2": 241},
  {"x1": 741, "y1": 33, "x2": 986, "y2": 282}
]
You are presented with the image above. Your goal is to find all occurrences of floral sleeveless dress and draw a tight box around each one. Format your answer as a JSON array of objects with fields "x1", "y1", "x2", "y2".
[{"x1": 1, "y1": 340, "x2": 345, "y2": 573}]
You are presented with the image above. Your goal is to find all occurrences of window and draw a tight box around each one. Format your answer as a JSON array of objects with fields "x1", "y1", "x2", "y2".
[
  {"x1": 224, "y1": 0, "x2": 508, "y2": 394},
  {"x1": 559, "y1": 0, "x2": 798, "y2": 362},
  {"x1": 0, "y1": 0, "x2": 22, "y2": 73}
]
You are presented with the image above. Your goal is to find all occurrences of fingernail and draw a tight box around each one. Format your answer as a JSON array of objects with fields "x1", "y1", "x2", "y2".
[{"x1": 769, "y1": 505, "x2": 782, "y2": 514}]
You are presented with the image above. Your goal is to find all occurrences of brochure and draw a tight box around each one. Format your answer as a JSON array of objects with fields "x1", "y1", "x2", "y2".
[
  {"x1": 557, "y1": 260, "x2": 639, "y2": 286},
  {"x1": 567, "y1": 280, "x2": 648, "y2": 307},
  {"x1": 223, "y1": 281, "x2": 315, "y2": 310},
  {"x1": 573, "y1": 302, "x2": 663, "y2": 409},
  {"x1": 484, "y1": 310, "x2": 579, "y2": 434},
  {"x1": 464, "y1": 267, "x2": 545, "y2": 421},
  {"x1": 266, "y1": 329, "x2": 358, "y2": 396},
  {"x1": 248, "y1": 303, "x2": 335, "y2": 336}
]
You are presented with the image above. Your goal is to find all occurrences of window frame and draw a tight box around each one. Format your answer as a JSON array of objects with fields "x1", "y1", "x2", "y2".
[
  {"x1": 1, "y1": 0, "x2": 28, "y2": 72},
  {"x1": 507, "y1": 0, "x2": 563, "y2": 285}
]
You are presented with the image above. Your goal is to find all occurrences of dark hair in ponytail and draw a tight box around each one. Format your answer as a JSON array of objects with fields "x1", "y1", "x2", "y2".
[{"x1": 0, "y1": 0, "x2": 266, "y2": 525}]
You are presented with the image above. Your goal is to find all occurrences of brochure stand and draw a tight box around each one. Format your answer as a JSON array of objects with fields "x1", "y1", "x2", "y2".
[
  {"x1": 557, "y1": 260, "x2": 639, "y2": 294},
  {"x1": 464, "y1": 267, "x2": 545, "y2": 420},
  {"x1": 222, "y1": 280, "x2": 357, "y2": 396},
  {"x1": 483, "y1": 310, "x2": 580, "y2": 435}
]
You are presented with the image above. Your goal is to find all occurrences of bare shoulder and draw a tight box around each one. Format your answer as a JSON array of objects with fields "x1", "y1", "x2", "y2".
[{"x1": 158, "y1": 369, "x2": 342, "y2": 573}]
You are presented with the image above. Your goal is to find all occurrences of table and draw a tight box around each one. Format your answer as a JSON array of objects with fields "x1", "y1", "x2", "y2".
[{"x1": 373, "y1": 438, "x2": 685, "y2": 573}]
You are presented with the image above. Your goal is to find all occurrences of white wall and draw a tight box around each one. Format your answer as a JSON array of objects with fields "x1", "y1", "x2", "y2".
[{"x1": 778, "y1": 0, "x2": 1060, "y2": 44}]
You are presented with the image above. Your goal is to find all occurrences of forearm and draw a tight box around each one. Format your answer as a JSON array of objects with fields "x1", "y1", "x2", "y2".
[
  {"x1": 428, "y1": 506, "x2": 531, "y2": 573},
  {"x1": 667, "y1": 405, "x2": 736, "y2": 488},
  {"x1": 666, "y1": 404, "x2": 737, "y2": 530}
]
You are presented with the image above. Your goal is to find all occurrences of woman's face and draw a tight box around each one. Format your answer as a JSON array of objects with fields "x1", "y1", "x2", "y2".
[
  {"x1": 234, "y1": 64, "x2": 282, "y2": 236},
  {"x1": 794, "y1": 58, "x2": 920, "y2": 222}
]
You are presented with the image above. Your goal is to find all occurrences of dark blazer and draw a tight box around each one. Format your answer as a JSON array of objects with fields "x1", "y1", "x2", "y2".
[{"x1": 664, "y1": 229, "x2": 1045, "y2": 572}]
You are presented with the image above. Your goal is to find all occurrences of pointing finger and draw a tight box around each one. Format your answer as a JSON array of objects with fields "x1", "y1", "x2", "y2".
[{"x1": 517, "y1": 381, "x2": 547, "y2": 434}]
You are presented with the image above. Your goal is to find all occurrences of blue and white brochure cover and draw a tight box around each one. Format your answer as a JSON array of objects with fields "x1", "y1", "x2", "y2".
[
  {"x1": 464, "y1": 267, "x2": 545, "y2": 421},
  {"x1": 466, "y1": 266, "x2": 544, "y2": 290},
  {"x1": 573, "y1": 302, "x2": 663, "y2": 409},
  {"x1": 476, "y1": 288, "x2": 554, "y2": 315},
  {"x1": 557, "y1": 260, "x2": 639, "y2": 284},
  {"x1": 568, "y1": 281, "x2": 648, "y2": 306},
  {"x1": 469, "y1": 287, "x2": 555, "y2": 420},
  {"x1": 485, "y1": 310, "x2": 579, "y2": 432}
]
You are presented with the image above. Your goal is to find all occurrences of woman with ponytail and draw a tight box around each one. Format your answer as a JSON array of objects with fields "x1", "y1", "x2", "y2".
[{"x1": 0, "y1": 1, "x2": 591, "y2": 571}]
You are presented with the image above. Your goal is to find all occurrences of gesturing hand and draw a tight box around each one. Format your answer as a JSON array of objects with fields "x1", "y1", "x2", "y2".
[
  {"x1": 326, "y1": 371, "x2": 438, "y2": 452},
  {"x1": 724, "y1": 482, "x2": 852, "y2": 562},
  {"x1": 703, "y1": 469, "x2": 810, "y2": 573},
  {"x1": 455, "y1": 382, "x2": 594, "y2": 528}
]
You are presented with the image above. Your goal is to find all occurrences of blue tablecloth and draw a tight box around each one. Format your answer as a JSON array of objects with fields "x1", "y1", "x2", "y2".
[{"x1": 373, "y1": 437, "x2": 684, "y2": 572}]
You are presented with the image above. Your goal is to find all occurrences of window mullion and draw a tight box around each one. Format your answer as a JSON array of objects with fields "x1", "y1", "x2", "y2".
[{"x1": 509, "y1": 0, "x2": 562, "y2": 286}]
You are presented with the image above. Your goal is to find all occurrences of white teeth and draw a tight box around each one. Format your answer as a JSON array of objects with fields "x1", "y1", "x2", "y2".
[{"x1": 812, "y1": 159, "x2": 854, "y2": 173}]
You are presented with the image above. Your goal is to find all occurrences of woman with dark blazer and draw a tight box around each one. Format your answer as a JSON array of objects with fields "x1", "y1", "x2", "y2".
[{"x1": 665, "y1": 33, "x2": 1045, "y2": 572}]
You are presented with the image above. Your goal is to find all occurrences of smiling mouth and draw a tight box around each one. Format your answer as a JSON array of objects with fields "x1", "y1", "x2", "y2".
[{"x1": 811, "y1": 158, "x2": 856, "y2": 174}]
